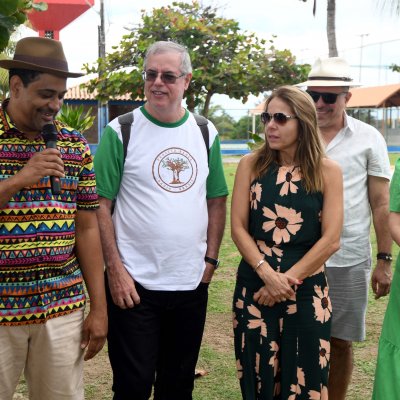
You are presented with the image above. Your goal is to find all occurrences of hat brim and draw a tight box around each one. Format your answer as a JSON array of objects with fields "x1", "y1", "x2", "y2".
[
  {"x1": 0, "y1": 59, "x2": 84, "y2": 78},
  {"x1": 295, "y1": 79, "x2": 360, "y2": 87}
]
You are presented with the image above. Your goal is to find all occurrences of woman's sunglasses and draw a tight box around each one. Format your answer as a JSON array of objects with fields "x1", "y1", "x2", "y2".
[
  {"x1": 306, "y1": 90, "x2": 348, "y2": 104},
  {"x1": 260, "y1": 112, "x2": 297, "y2": 125},
  {"x1": 142, "y1": 70, "x2": 186, "y2": 84}
]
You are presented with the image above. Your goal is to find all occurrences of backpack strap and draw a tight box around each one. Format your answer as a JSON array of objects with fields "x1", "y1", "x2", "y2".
[
  {"x1": 111, "y1": 111, "x2": 134, "y2": 214},
  {"x1": 193, "y1": 113, "x2": 209, "y2": 161},
  {"x1": 118, "y1": 111, "x2": 134, "y2": 163},
  {"x1": 117, "y1": 111, "x2": 209, "y2": 164}
]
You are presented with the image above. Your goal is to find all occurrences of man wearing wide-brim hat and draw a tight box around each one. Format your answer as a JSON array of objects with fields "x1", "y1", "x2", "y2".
[
  {"x1": 297, "y1": 57, "x2": 392, "y2": 400},
  {"x1": 0, "y1": 36, "x2": 107, "y2": 399}
]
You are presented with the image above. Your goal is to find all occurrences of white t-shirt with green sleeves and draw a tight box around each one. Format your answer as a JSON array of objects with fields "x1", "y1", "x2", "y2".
[{"x1": 94, "y1": 107, "x2": 228, "y2": 290}]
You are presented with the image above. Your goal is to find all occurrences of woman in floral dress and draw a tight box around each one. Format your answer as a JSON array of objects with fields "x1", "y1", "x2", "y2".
[{"x1": 231, "y1": 86, "x2": 343, "y2": 399}]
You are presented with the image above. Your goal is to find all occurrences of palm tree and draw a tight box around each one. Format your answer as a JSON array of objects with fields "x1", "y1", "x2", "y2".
[
  {"x1": 326, "y1": 0, "x2": 338, "y2": 57},
  {"x1": 378, "y1": 0, "x2": 400, "y2": 13},
  {"x1": 58, "y1": 104, "x2": 96, "y2": 134},
  {"x1": 300, "y1": 0, "x2": 338, "y2": 57}
]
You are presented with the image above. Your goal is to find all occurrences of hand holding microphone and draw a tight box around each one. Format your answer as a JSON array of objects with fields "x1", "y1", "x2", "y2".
[{"x1": 42, "y1": 123, "x2": 62, "y2": 195}]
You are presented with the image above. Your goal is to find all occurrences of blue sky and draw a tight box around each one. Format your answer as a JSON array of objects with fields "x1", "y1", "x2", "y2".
[{"x1": 18, "y1": 0, "x2": 400, "y2": 118}]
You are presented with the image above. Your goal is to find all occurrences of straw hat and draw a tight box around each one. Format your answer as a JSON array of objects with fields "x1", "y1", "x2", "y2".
[
  {"x1": 0, "y1": 36, "x2": 84, "y2": 78},
  {"x1": 296, "y1": 57, "x2": 360, "y2": 87}
]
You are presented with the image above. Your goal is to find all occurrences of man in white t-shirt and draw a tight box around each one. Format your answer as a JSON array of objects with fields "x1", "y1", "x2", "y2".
[
  {"x1": 297, "y1": 57, "x2": 392, "y2": 400},
  {"x1": 94, "y1": 41, "x2": 228, "y2": 399}
]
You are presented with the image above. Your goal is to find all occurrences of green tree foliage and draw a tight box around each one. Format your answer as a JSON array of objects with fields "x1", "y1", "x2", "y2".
[
  {"x1": 57, "y1": 104, "x2": 96, "y2": 134},
  {"x1": 84, "y1": 1, "x2": 310, "y2": 117},
  {"x1": 0, "y1": 40, "x2": 18, "y2": 100},
  {"x1": 0, "y1": 0, "x2": 47, "y2": 52},
  {"x1": 0, "y1": 56, "x2": 9, "y2": 100},
  {"x1": 207, "y1": 104, "x2": 236, "y2": 139},
  {"x1": 208, "y1": 105, "x2": 261, "y2": 140},
  {"x1": 391, "y1": 64, "x2": 400, "y2": 72},
  {"x1": 233, "y1": 115, "x2": 254, "y2": 140},
  {"x1": 0, "y1": 75, "x2": 8, "y2": 100}
]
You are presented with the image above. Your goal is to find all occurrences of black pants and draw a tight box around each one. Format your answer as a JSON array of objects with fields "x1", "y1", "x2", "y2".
[{"x1": 106, "y1": 279, "x2": 209, "y2": 400}]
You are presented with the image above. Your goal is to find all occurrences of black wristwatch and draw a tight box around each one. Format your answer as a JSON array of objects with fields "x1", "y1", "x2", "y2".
[
  {"x1": 377, "y1": 252, "x2": 393, "y2": 262},
  {"x1": 205, "y1": 256, "x2": 220, "y2": 269}
]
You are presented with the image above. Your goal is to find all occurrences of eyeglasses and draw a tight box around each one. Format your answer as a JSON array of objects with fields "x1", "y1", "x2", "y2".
[
  {"x1": 260, "y1": 112, "x2": 297, "y2": 125},
  {"x1": 142, "y1": 70, "x2": 186, "y2": 84},
  {"x1": 306, "y1": 91, "x2": 348, "y2": 104}
]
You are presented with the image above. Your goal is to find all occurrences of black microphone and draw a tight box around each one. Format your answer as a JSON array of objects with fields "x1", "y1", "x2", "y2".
[{"x1": 42, "y1": 123, "x2": 62, "y2": 195}]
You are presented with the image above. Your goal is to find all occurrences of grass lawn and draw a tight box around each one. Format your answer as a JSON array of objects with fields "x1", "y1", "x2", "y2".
[{"x1": 14, "y1": 155, "x2": 400, "y2": 400}]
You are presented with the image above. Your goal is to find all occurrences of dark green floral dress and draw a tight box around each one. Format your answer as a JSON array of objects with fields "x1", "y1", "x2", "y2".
[{"x1": 233, "y1": 164, "x2": 331, "y2": 400}]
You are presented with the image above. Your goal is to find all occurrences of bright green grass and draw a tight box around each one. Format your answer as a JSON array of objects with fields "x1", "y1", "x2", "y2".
[{"x1": 389, "y1": 153, "x2": 400, "y2": 165}]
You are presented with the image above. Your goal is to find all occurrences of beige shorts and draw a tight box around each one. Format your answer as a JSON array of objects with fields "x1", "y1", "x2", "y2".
[
  {"x1": 325, "y1": 258, "x2": 371, "y2": 342},
  {"x1": 0, "y1": 309, "x2": 84, "y2": 400}
]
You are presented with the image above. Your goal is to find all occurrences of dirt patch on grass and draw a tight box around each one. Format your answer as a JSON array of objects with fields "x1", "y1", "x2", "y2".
[{"x1": 203, "y1": 311, "x2": 234, "y2": 354}]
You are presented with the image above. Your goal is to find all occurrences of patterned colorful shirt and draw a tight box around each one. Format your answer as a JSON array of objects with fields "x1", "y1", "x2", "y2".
[{"x1": 0, "y1": 100, "x2": 99, "y2": 325}]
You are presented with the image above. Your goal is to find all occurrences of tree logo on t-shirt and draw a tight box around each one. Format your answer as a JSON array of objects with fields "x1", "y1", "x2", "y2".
[{"x1": 152, "y1": 147, "x2": 197, "y2": 193}]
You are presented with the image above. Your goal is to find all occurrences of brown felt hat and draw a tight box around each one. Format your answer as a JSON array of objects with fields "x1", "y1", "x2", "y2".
[{"x1": 0, "y1": 36, "x2": 84, "y2": 78}]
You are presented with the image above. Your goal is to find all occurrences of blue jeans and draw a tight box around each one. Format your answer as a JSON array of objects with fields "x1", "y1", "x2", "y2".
[{"x1": 106, "y1": 278, "x2": 209, "y2": 400}]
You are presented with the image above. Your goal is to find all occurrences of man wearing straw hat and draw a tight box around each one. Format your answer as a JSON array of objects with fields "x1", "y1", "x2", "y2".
[
  {"x1": 297, "y1": 57, "x2": 392, "y2": 399},
  {"x1": 0, "y1": 37, "x2": 107, "y2": 399}
]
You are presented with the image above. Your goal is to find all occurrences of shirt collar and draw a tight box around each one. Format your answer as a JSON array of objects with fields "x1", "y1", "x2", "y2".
[
  {"x1": 0, "y1": 98, "x2": 19, "y2": 136},
  {"x1": 343, "y1": 112, "x2": 356, "y2": 134}
]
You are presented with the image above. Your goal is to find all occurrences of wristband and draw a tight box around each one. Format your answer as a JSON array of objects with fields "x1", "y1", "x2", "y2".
[
  {"x1": 377, "y1": 252, "x2": 393, "y2": 262},
  {"x1": 205, "y1": 256, "x2": 220, "y2": 269}
]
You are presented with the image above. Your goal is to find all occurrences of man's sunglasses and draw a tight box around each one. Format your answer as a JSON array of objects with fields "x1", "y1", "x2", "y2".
[
  {"x1": 142, "y1": 70, "x2": 186, "y2": 84},
  {"x1": 260, "y1": 112, "x2": 297, "y2": 125},
  {"x1": 306, "y1": 91, "x2": 348, "y2": 104}
]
